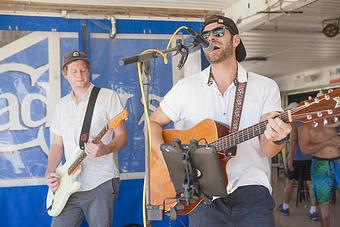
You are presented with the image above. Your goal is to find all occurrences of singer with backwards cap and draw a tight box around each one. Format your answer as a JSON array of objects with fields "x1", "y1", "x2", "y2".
[{"x1": 150, "y1": 15, "x2": 291, "y2": 226}]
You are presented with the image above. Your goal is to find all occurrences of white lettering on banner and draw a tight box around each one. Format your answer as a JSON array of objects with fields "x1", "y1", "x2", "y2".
[
  {"x1": 0, "y1": 93, "x2": 27, "y2": 131},
  {"x1": 0, "y1": 92, "x2": 49, "y2": 155},
  {"x1": 21, "y1": 93, "x2": 47, "y2": 128}
]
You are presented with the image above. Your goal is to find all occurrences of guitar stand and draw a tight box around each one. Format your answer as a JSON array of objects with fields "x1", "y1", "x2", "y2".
[
  {"x1": 161, "y1": 138, "x2": 227, "y2": 217},
  {"x1": 182, "y1": 140, "x2": 201, "y2": 205}
]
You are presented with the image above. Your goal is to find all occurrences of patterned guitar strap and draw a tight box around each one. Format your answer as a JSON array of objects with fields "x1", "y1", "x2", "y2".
[{"x1": 225, "y1": 72, "x2": 248, "y2": 159}]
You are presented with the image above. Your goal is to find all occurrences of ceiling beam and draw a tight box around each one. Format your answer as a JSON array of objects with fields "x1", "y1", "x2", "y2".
[
  {"x1": 5, "y1": 0, "x2": 226, "y2": 10},
  {"x1": 225, "y1": 0, "x2": 319, "y2": 32},
  {"x1": 0, "y1": 1, "x2": 223, "y2": 19}
]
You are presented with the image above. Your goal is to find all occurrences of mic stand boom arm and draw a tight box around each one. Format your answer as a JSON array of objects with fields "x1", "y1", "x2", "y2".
[{"x1": 119, "y1": 41, "x2": 191, "y2": 69}]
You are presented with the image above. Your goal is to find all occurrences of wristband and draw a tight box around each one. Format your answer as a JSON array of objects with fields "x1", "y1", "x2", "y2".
[{"x1": 273, "y1": 134, "x2": 290, "y2": 145}]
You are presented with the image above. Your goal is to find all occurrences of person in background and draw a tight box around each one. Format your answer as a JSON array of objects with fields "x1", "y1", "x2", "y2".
[
  {"x1": 45, "y1": 50, "x2": 127, "y2": 227},
  {"x1": 299, "y1": 120, "x2": 340, "y2": 227},
  {"x1": 278, "y1": 103, "x2": 318, "y2": 221},
  {"x1": 150, "y1": 15, "x2": 291, "y2": 227}
]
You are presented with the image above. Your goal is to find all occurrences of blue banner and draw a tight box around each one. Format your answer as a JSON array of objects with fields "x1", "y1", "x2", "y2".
[{"x1": 0, "y1": 15, "x2": 200, "y2": 227}]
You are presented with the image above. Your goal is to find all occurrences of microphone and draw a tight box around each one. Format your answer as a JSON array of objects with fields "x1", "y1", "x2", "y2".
[{"x1": 187, "y1": 27, "x2": 214, "y2": 53}]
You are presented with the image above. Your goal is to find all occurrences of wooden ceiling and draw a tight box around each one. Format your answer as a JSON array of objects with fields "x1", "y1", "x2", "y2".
[{"x1": 0, "y1": 0, "x2": 228, "y2": 18}]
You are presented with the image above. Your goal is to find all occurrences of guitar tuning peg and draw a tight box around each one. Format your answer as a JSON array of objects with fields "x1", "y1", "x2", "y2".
[
  {"x1": 316, "y1": 91, "x2": 323, "y2": 97},
  {"x1": 323, "y1": 119, "x2": 328, "y2": 125},
  {"x1": 308, "y1": 96, "x2": 313, "y2": 100},
  {"x1": 317, "y1": 112, "x2": 323, "y2": 117},
  {"x1": 307, "y1": 114, "x2": 312, "y2": 120},
  {"x1": 304, "y1": 101, "x2": 310, "y2": 106},
  {"x1": 312, "y1": 121, "x2": 318, "y2": 128},
  {"x1": 327, "y1": 109, "x2": 333, "y2": 115},
  {"x1": 314, "y1": 98, "x2": 320, "y2": 103},
  {"x1": 334, "y1": 117, "x2": 338, "y2": 122},
  {"x1": 327, "y1": 89, "x2": 333, "y2": 93},
  {"x1": 325, "y1": 94, "x2": 330, "y2": 100}
]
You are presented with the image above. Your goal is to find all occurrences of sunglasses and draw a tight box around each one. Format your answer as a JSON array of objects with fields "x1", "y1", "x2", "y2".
[{"x1": 201, "y1": 26, "x2": 226, "y2": 40}]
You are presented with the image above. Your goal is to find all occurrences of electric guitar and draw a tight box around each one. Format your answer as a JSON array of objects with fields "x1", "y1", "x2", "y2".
[
  {"x1": 46, "y1": 109, "x2": 128, "y2": 217},
  {"x1": 150, "y1": 89, "x2": 340, "y2": 215}
]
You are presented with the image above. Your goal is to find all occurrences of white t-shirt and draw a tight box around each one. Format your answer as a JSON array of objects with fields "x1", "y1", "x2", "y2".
[
  {"x1": 160, "y1": 64, "x2": 282, "y2": 194},
  {"x1": 50, "y1": 84, "x2": 124, "y2": 191}
]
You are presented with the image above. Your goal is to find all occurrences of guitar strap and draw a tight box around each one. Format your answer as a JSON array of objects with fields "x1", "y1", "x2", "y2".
[
  {"x1": 230, "y1": 73, "x2": 248, "y2": 133},
  {"x1": 79, "y1": 86, "x2": 101, "y2": 150},
  {"x1": 222, "y1": 73, "x2": 247, "y2": 159}
]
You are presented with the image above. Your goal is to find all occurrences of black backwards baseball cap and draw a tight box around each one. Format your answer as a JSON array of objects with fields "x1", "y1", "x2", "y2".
[
  {"x1": 201, "y1": 15, "x2": 247, "y2": 62},
  {"x1": 63, "y1": 50, "x2": 90, "y2": 69}
]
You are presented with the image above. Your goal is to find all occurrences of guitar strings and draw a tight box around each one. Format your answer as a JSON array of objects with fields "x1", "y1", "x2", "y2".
[{"x1": 210, "y1": 97, "x2": 324, "y2": 151}]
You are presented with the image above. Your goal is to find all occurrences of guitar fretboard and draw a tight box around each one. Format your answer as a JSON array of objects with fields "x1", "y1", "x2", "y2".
[
  {"x1": 67, "y1": 125, "x2": 109, "y2": 175},
  {"x1": 210, "y1": 111, "x2": 290, "y2": 151}
]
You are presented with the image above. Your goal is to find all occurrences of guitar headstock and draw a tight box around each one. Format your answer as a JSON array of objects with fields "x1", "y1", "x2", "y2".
[
  {"x1": 108, "y1": 109, "x2": 129, "y2": 129},
  {"x1": 289, "y1": 89, "x2": 340, "y2": 126}
]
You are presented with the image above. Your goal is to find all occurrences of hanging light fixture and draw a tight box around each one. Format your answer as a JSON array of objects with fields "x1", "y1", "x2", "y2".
[{"x1": 322, "y1": 18, "x2": 339, "y2": 38}]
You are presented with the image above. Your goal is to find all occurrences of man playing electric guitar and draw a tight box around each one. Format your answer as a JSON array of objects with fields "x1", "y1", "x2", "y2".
[
  {"x1": 150, "y1": 15, "x2": 291, "y2": 227},
  {"x1": 45, "y1": 50, "x2": 127, "y2": 227}
]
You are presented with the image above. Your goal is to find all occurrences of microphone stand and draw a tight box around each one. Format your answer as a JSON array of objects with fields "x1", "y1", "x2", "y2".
[
  {"x1": 119, "y1": 40, "x2": 192, "y2": 223},
  {"x1": 119, "y1": 41, "x2": 194, "y2": 66}
]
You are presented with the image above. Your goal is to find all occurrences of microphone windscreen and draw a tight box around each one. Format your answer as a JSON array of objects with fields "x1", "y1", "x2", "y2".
[{"x1": 203, "y1": 42, "x2": 214, "y2": 53}]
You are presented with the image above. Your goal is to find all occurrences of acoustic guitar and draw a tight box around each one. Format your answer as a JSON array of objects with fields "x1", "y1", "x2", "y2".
[
  {"x1": 150, "y1": 89, "x2": 340, "y2": 215},
  {"x1": 46, "y1": 109, "x2": 128, "y2": 217}
]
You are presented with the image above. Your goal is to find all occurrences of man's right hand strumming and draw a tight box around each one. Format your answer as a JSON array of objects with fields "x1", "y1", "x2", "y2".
[{"x1": 46, "y1": 172, "x2": 60, "y2": 192}]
